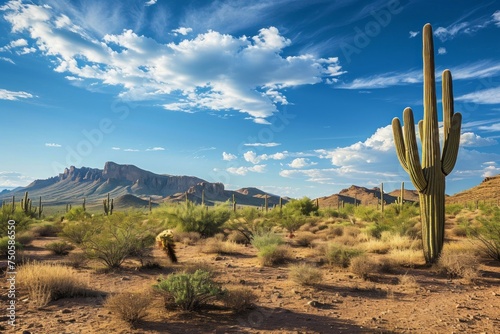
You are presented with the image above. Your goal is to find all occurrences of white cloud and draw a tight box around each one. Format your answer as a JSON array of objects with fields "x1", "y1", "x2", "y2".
[
  {"x1": 456, "y1": 87, "x2": 500, "y2": 105},
  {"x1": 123, "y1": 148, "x2": 140, "y2": 152},
  {"x1": 409, "y1": 31, "x2": 419, "y2": 38},
  {"x1": 243, "y1": 150, "x2": 288, "y2": 164},
  {"x1": 111, "y1": 147, "x2": 120, "y2": 150},
  {"x1": 0, "y1": 171, "x2": 35, "y2": 188},
  {"x1": 460, "y1": 132, "x2": 497, "y2": 147},
  {"x1": 222, "y1": 152, "x2": 237, "y2": 161},
  {"x1": 0, "y1": 88, "x2": 33, "y2": 100},
  {"x1": 434, "y1": 22, "x2": 469, "y2": 41},
  {"x1": 0, "y1": 57, "x2": 14, "y2": 64},
  {"x1": 171, "y1": 27, "x2": 192, "y2": 36},
  {"x1": 0, "y1": 2, "x2": 343, "y2": 122},
  {"x1": 145, "y1": 0, "x2": 157, "y2": 6},
  {"x1": 494, "y1": 10, "x2": 500, "y2": 27},
  {"x1": 45, "y1": 143, "x2": 62, "y2": 147},
  {"x1": 244, "y1": 142, "x2": 280, "y2": 147},
  {"x1": 438, "y1": 47, "x2": 447, "y2": 55},
  {"x1": 288, "y1": 158, "x2": 317, "y2": 169},
  {"x1": 226, "y1": 164, "x2": 266, "y2": 175},
  {"x1": 478, "y1": 123, "x2": 500, "y2": 132},
  {"x1": 146, "y1": 147, "x2": 165, "y2": 151}
]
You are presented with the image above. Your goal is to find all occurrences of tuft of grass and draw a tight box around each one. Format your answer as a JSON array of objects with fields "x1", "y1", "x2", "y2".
[
  {"x1": 203, "y1": 239, "x2": 240, "y2": 255},
  {"x1": 17, "y1": 262, "x2": 93, "y2": 308},
  {"x1": 227, "y1": 230, "x2": 249, "y2": 244},
  {"x1": 219, "y1": 287, "x2": 258, "y2": 312},
  {"x1": 323, "y1": 243, "x2": 363, "y2": 268},
  {"x1": 293, "y1": 232, "x2": 317, "y2": 248},
  {"x1": 105, "y1": 292, "x2": 151, "y2": 325},
  {"x1": 16, "y1": 231, "x2": 36, "y2": 246},
  {"x1": 45, "y1": 241, "x2": 75, "y2": 255},
  {"x1": 349, "y1": 255, "x2": 378, "y2": 280},
  {"x1": 386, "y1": 249, "x2": 425, "y2": 267},
  {"x1": 257, "y1": 244, "x2": 291, "y2": 266},
  {"x1": 398, "y1": 273, "x2": 419, "y2": 289},
  {"x1": 436, "y1": 245, "x2": 479, "y2": 281},
  {"x1": 31, "y1": 222, "x2": 62, "y2": 237},
  {"x1": 288, "y1": 263, "x2": 323, "y2": 286}
]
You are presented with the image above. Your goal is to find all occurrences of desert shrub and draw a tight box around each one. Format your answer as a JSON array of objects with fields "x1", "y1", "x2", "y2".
[
  {"x1": 283, "y1": 197, "x2": 318, "y2": 216},
  {"x1": 360, "y1": 238, "x2": 391, "y2": 254},
  {"x1": 258, "y1": 244, "x2": 291, "y2": 266},
  {"x1": 154, "y1": 270, "x2": 223, "y2": 311},
  {"x1": 446, "y1": 203, "x2": 464, "y2": 216},
  {"x1": 349, "y1": 255, "x2": 378, "y2": 280},
  {"x1": 45, "y1": 241, "x2": 75, "y2": 255},
  {"x1": 381, "y1": 232, "x2": 420, "y2": 251},
  {"x1": 328, "y1": 225, "x2": 344, "y2": 237},
  {"x1": 251, "y1": 231, "x2": 284, "y2": 249},
  {"x1": 65, "y1": 252, "x2": 88, "y2": 268},
  {"x1": 0, "y1": 206, "x2": 33, "y2": 238},
  {"x1": 436, "y1": 248, "x2": 479, "y2": 281},
  {"x1": 203, "y1": 239, "x2": 240, "y2": 255},
  {"x1": 324, "y1": 243, "x2": 363, "y2": 268},
  {"x1": 172, "y1": 231, "x2": 201, "y2": 245},
  {"x1": 105, "y1": 292, "x2": 151, "y2": 325},
  {"x1": 64, "y1": 207, "x2": 91, "y2": 221},
  {"x1": 293, "y1": 232, "x2": 317, "y2": 247},
  {"x1": 220, "y1": 287, "x2": 257, "y2": 312},
  {"x1": 363, "y1": 222, "x2": 391, "y2": 239},
  {"x1": 60, "y1": 221, "x2": 92, "y2": 245},
  {"x1": 174, "y1": 202, "x2": 231, "y2": 237},
  {"x1": 30, "y1": 222, "x2": 61, "y2": 237},
  {"x1": 468, "y1": 215, "x2": 500, "y2": 261},
  {"x1": 386, "y1": 249, "x2": 425, "y2": 267},
  {"x1": 17, "y1": 262, "x2": 93, "y2": 307},
  {"x1": 227, "y1": 230, "x2": 249, "y2": 244},
  {"x1": 398, "y1": 274, "x2": 419, "y2": 288},
  {"x1": 279, "y1": 214, "x2": 307, "y2": 233},
  {"x1": 354, "y1": 206, "x2": 383, "y2": 223},
  {"x1": 0, "y1": 236, "x2": 23, "y2": 256},
  {"x1": 288, "y1": 263, "x2": 323, "y2": 286},
  {"x1": 16, "y1": 231, "x2": 36, "y2": 246},
  {"x1": 81, "y1": 213, "x2": 156, "y2": 268}
]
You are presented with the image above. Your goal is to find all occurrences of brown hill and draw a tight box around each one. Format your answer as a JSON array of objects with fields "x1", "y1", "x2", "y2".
[{"x1": 448, "y1": 175, "x2": 500, "y2": 205}]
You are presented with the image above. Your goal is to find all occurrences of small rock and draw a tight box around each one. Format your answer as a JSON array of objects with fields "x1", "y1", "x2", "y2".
[
  {"x1": 120, "y1": 276, "x2": 130, "y2": 281},
  {"x1": 60, "y1": 309, "x2": 72, "y2": 314},
  {"x1": 214, "y1": 256, "x2": 223, "y2": 261}
]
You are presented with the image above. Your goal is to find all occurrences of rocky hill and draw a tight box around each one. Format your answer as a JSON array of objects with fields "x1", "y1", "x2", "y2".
[
  {"x1": 0, "y1": 162, "x2": 284, "y2": 207},
  {"x1": 447, "y1": 175, "x2": 500, "y2": 205}
]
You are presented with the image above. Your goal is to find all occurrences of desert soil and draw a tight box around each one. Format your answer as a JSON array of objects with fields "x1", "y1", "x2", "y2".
[{"x1": 2, "y1": 231, "x2": 500, "y2": 334}]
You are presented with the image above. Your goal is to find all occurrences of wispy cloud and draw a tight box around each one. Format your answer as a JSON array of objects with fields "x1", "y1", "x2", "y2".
[
  {"x1": 438, "y1": 47, "x2": 447, "y2": 55},
  {"x1": 0, "y1": 57, "x2": 14, "y2": 64},
  {"x1": 0, "y1": 1, "x2": 343, "y2": 122},
  {"x1": 146, "y1": 147, "x2": 165, "y2": 151},
  {"x1": 45, "y1": 143, "x2": 62, "y2": 148},
  {"x1": 145, "y1": 0, "x2": 157, "y2": 7},
  {"x1": 494, "y1": 10, "x2": 500, "y2": 27},
  {"x1": 409, "y1": 31, "x2": 419, "y2": 38},
  {"x1": 244, "y1": 142, "x2": 281, "y2": 147},
  {"x1": 456, "y1": 87, "x2": 500, "y2": 105},
  {"x1": 226, "y1": 165, "x2": 266, "y2": 175},
  {"x1": 0, "y1": 171, "x2": 34, "y2": 188},
  {"x1": 0, "y1": 88, "x2": 33, "y2": 100},
  {"x1": 123, "y1": 148, "x2": 140, "y2": 152},
  {"x1": 171, "y1": 27, "x2": 192, "y2": 36},
  {"x1": 434, "y1": 22, "x2": 469, "y2": 41}
]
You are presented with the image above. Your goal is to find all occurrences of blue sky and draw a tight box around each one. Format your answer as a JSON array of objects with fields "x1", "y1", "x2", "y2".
[{"x1": 0, "y1": 0, "x2": 499, "y2": 199}]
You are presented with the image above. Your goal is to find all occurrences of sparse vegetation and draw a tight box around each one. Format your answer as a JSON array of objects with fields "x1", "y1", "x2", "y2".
[
  {"x1": 105, "y1": 292, "x2": 151, "y2": 325},
  {"x1": 220, "y1": 286, "x2": 258, "y2": 312},
  {"x1": 324, "y1": 243, "x2": 363, "y2": 268},
  {"x1": 45, "y1": 241, "x2": 75, "y2": 255},
  {"x1": 288, "y1": 263, "x2": 323, "y2": 286}
]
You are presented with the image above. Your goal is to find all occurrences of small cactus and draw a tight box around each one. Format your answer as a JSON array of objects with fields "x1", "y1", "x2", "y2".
[{"x1": 103, "y1": 193, "x2": 113, "y2": 215}]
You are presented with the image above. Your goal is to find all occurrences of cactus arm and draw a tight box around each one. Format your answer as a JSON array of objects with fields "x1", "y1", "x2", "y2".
[
  {"x1": 418, "y1": 120, "x2": 424, "y2": 144},
  {"x1": 392, "y1": 117, "x2": 409, "y2": 172},
  {"x1": 442, "y1": 69, "x2": 453, "y2": 144},
  {"x1": 442, "y1": 113, "x2": 462, "y2": 175},
  {"x1": 403, "y1": 108, "x2": 428, "y2": 192}
]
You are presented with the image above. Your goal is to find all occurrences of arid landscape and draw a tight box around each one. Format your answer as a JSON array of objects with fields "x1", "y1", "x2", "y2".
[{"x1": 1, "y1": 174, "x2": 500, "y2": 334}]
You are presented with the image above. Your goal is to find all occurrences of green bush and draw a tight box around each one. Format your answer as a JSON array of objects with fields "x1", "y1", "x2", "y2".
[
  {"x1": 279, "y1": 214, "x2": 306, "y2": 233},
  {"x1": 173, "y1": 202, "x2": 231, "y2": 237},
  {"x1": 0, "y1": 236, "x2": 23, "y2": 256},
  {"x1": 64, "y1": 207, "x2": 91, "y2": 221},
  {"x1": 288, "y1": 263, "x2": 323, "y2": 286},
  {"x1": 60, "y1": 221, "x2": 92, "y2": 245},
  {"x1": 283, "y1": 197, "x2": 318, "y2": 216},
  {"x1": 31, "y1": 222, "x2": 61, "y2": 237},
  {"x1": 469, "y1": 214, "x2": 500, "y2": 262},
  {"x1": 324, "y1": 243, "x2": 363, "y2": 268},
  {"x1": 251, "y1": 231, "x2": 284, "y2": 250},
  {"x1": 45, "y1": 241, "x2": 75, "y2": 255},
  {"x1": 0, "y1": 206, "x2": 33, "y2": 238},
  {"x1": 257, "y1": 243, "x2": 290, "y2": 266},
  {"x1": 154, "y1": 270, "x2": 223, "y2": 311}
]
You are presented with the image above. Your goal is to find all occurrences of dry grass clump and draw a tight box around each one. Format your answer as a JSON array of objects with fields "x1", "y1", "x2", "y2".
[
  {"x1": 17, "y1": 262, "x2": 93, "y2": 308},
  {"x1": 398, "y1": 273, "x2": 419, "y2": 289},
  {"x1": 323, "y1": 243, "x2": 363, "y2": 268},
  {"x1": 182, "y1": 262, "x2": 215, "y2": 276},
  {"x1": 288, "y1": 263, "x2": 323, "y2": 286},
  {"x1": 220, "y1": 286, "x2": 258, "y2": 312},
  {"x1": 105, "y1": 291, "x2": 151, "y2": 325},
  {"x1": 327, "y1": 225, "x2": 344, "y2": 238},
  {"x1": 203, "y1": 239, "x2": 240, "y2": 255},
  {"x1": 173, "y1": 231, "x2": 201, "y2": 245},
  {"x1": 349, "y1": 255, "x2": 379, "y2": 280},
  {"x1": 64, "y1": 252, "x2": 88, "y2": 268},
  {"x1": 381, "y1": 232, "x2": 420, "y2": 251},
  {"x1": 45, "y1": 241, "x2": 75, "y2": 255},
  {"x1": 360, "y1": 239, "x2": 391, "y2": 254},
  {"x1": 227, "y1": 230, "x2": 249, "y2": 244},
  {"x1": 258, "y1": 244, "x2": 291, "y2": 266},
  {"x1": 436, "y1": 244, "x2": 479, "y2": 281},
  {"x1": 16, "y1": 231, "x2": 36, "y2": 246},
  {"x1": 293, "y1": 232, "x2": 317, "y2": 248},
  {"x1": 386, "y1": 249, "x2": 425, "y2": 267}
]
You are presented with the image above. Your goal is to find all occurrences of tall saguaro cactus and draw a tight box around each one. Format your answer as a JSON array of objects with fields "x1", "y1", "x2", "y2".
[{"x1": 392, "y1": 24, "x2": 462, "y2": 264}]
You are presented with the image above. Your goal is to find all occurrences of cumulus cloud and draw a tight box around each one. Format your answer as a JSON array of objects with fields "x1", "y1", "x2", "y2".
[
  {"x1": 145, "y1": 0, "x2": 157, "y2": 6},
  {"x1": 460, "y1": 132, "x2": 497, "y2": 147},
  {"x1": 123, "y1": 148, "x2": 139, "y2": 152},
  {"x1": 146, "y1": 147, "x2": 165, "y2": 151},
  {"x1": 0, "y1": 88, "x2": 33, "y2": 100},
  {"x1": 438, "y1": 47, "x2": 447, "y2": 55},
  {"x1": 222, "y1": 152, "x2": 237, "y2": 161},
  {"x1": 0, "y1": 1, "x2": 344, "y2": 122},
  {"x1": 226, "y1": 164, "x2": 266, "y2": 175},
  {"x1": 45, "y1": 143, "x2": 62, "y2": 147},
  {"x1": 172, "y1": 27, "x2": 192, "y2": 36},
  {"x1": 288, "y1": 158, "x2": 317, "y2": 168}
]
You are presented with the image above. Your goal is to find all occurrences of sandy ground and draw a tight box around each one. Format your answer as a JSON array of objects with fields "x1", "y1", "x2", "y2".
[{"x1": 1, "y1": 233, "x2": 500, "y2": 334}]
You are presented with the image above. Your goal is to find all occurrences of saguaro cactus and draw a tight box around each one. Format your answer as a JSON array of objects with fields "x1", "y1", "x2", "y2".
[
  {"x1": 392, "y1": 24, "x2": 462, "y2": 264},
  {"x1": 103, "y1": 193, "x2": 113, "y2": 215}
]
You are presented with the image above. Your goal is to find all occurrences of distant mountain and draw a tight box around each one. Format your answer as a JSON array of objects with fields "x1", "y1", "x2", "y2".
[
  {"x1": 448, "y1": 175, "x2": 500, "y2": 204},
  {"x1": 315, "y1": 185, "x2": 417, "y2": 208},
  {"x1": 0, "y1": 162, "x2": 285, "y2": 207}
]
